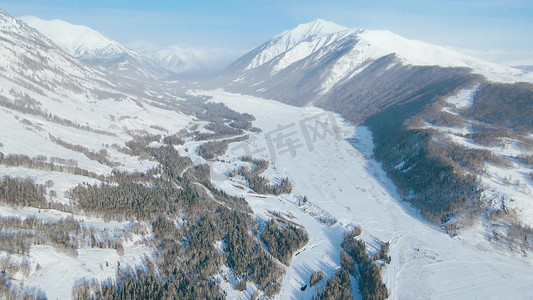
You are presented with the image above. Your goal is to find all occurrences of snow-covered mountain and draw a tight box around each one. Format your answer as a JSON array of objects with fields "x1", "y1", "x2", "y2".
[
  {"x1": 0, "y1": 9, "x2": 191, "y2": 172},
  {"x1": 1, "y1": 13, "x2": 117, "y2": 105},
  {"x1": 242, "y1": 19, "x2": 349, "y2": 72},
  {"x1": 20, "y1": 16, "x2": 174, "y2": 80},
  {"x1": 223, "y1": 19, "x2": 533, "y2": 104},
  {"x1": 231, "y1": 18, "x2": 533, "y2": 83},
  {"x1": 130, "y1": 41, "x2": 236, "y2": 76}
]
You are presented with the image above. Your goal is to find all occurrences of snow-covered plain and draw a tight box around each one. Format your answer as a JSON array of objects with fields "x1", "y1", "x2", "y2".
[{"x1": 195, "y1": 89, "x2": 533, "y2": 299}]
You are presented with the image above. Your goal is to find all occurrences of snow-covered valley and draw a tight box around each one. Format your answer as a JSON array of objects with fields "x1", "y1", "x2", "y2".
[
  {"x1": 192, "y1": 90, "x2": 533, "y2": 299},
  {"x1": 5, "y1": 82, "x2": 532, "y2": 298},
  {"x1": 2, "y1": 7, "x2": 533, "y2": 299}
]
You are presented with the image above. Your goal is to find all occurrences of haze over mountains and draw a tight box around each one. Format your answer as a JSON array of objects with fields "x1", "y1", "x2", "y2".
[
  {"x1": 1, "y1": 8, "x2": 533, "y2": 300},
  {"x1": 18, "y1": 16, "x2": 203, "y2": 79},
  {"x1": 19, "y1": 16, "x2": 176, "y2": 80},
  {"x1": 21, "y1": 16, "x2": 238, "y2": 78},
  {"x1": 129, "y1": 41, "x2": 237, "y2": 76},
  {"x1": 515, "y1": 65, "x2": 533, "y2": 72}
]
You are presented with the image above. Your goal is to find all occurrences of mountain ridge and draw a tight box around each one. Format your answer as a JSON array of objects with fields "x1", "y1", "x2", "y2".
[
  {"x1": 226, "y1": 18, "x2": 533, "y2": 86},
  {"x1": 19, "y1": 16, "x2": 127, "y2": 59}
]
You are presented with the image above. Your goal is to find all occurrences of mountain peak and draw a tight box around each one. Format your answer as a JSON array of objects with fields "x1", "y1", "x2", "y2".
[
  {"x1": 281, "y1": 18, "x2": 348, "y2": 42},
  {"x1": 1, "y1": 10, "x2": 51, "y2": 45},
  {"x1": 298, "y1": 18, "x2": 348, "y2": 35},
  {"x1": 241, "y1": 18, "x2": 350, "y2": 71}
]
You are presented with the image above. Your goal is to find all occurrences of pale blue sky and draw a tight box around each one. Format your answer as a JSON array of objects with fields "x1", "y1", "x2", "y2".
[{"x1": 1, "y1": 0, "x2": 532, "y2": 60}]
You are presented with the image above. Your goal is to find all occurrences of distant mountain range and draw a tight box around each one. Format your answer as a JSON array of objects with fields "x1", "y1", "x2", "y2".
[
  {"x1": 19, "y1": 16, "x2": 235, "y2": 79},
  {"x1": 129, "y1": 41, "x2": 237, "y2": 76},
  {"x1": 19, "y1": 16, "x2": 176, "y2": 80}
]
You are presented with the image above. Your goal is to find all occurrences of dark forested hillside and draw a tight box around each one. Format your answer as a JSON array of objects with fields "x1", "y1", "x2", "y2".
[
  {"x1": 321, "y1": 60, "x2": 480, "y2": 124},
  {"x1": 466, "y1": 82, "x2": 533, "y2": 132},
  {"x1": 361, "y1": 74, "x2": 480, "y2": 224}
]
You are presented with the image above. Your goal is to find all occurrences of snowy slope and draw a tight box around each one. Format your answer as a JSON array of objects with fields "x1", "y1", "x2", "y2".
[
  {"x1": 420, "y1": 85, "x2": 533, "y2": 228},
  {"x1": 0, "y1": 10, "x2": 193, "y2": 298},
  {"x1": 0, "y1": 8, "x2": 193, "y2": 209},
  {"x1": 2, "y1": 12, "x2": 190, "y2": 140},
  {"x1": 355, "y1": 29, "x2": 532, "y2": 83},
  {"x1": 1, "y1": 12, "x2": 114, "y2": 99},
  {"x1": 244, "y1": 18, "x2": 348, "y2": 71},
  {"x1": 19, "y1": 16, "x2": 127, "y2": 59},
  {"x1": 20, "y1": 16, "x2": 174, "y2": 79}
]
